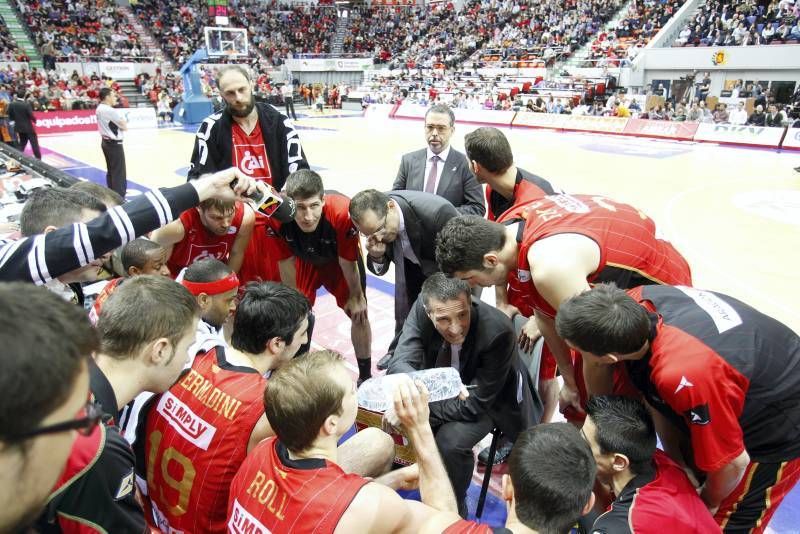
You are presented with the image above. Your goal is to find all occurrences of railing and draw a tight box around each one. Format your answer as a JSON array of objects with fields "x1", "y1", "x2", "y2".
[
  {"x1": 53, "y1": 54, "x2": 156, "y2": 64},
  {"x1": 294, "y1": 52, "x2": 373, "y2": 59}
]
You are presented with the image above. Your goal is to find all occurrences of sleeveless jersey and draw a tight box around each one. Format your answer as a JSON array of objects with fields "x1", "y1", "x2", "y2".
[
  {"x1": 166, "y1": 202, "x2": 245, "y2": 276},
  {"x1": 227, "y1": 437, "x2": 368, "y2": 534},
  {"x1": 270, "y1": 192, "x2": 359, "y2": 266},
  {"x1": 485, "y1": 168, "x2": 557, "y2": 222},
  {"x1": 143, "y1": 346, "x2": 266, "y2": 534},
  {"x1": 510, "y1": 194, "x2": 691, "y2": 317},
  {"x1": 88, "y1": 277, "x2": 125, "y2": 325}
]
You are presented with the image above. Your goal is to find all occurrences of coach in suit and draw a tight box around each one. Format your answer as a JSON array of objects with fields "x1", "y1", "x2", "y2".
[
  {"x1": 387, "y1": 273, "x2": 540, "y2": 516},
  {"x1": 7, "y1": 90, "x2": 41, "y2": 159},
  {"x1": 349, "y1": 189, "x2": 458, "y2": 331},
  {"x1": 392, "y1": 104, "x2": 484, "y2": 216}
]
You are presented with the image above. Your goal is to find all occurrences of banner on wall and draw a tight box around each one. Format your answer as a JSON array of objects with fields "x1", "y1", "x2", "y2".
[
  {"x1": 512, "y1": 112, "x2": 569, "y2": 129},
  {"x1": 120, "y1": 107, "x2": 157, "y2": 129},
  {"x1": 623, "y1": 119, "x2": 699, "y2": 140},
  {"x1": 34, "y1": 110, "x2": 98, "y2": 134},
  {"x1": 98, "y1": 62, "x2": 137, "y2": 80},
  {"x1": 694, "y1": 123, "x2": 785, "y2": 147},
  {"x1": 561, "y1": 115, "x2": 629, "y2": 133},
  {"x1": 781, "y1": 128, "x2": 800, "y2": 149}
]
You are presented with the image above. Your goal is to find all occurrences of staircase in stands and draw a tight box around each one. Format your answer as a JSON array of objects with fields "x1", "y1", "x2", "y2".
[
  {"x1": 0, "y1": 0, "x2": 43, "y2": 68},
  {"x1": 331, "y1": 12, "x2": 349, "y2": 55},
  {"x1": 118, "y1": 5, "x2": 172, "y2": 72},
  {"x1": 559, "y1": 0, "x2": 637, "y2": 70}
]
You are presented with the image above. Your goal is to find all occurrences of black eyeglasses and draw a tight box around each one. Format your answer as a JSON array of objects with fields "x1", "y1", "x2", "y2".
[{"x1": 5, "y1": 401, "x2": 104, "y2": 441}]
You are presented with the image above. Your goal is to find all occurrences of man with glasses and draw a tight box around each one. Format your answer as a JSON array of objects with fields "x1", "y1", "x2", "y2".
[
  {"x1": 35, "y1": 276, "x2": 200, "y2": 533},
  {"x1": 349, "y1": 189, "x2": 458, "y2": 342},
  {"x1": 0, "y1": 284, "x2": 99, "y2": 533},
  {"x1": 393, "y1": 104, "x2": 485, "y2": 216}
]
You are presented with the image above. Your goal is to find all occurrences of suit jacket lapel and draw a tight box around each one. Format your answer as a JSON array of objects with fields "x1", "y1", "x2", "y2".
[{"x1": 400, "y1": 199, "x2": 424, "y2": 260}]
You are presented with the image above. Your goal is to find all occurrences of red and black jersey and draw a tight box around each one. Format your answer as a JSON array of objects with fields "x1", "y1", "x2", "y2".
[
  {"x1": 227, "y1": 437, "x2": 368, "y2": 533},
  {"x1": 508, "y1": 194, "x2": 691, "y2": 318},
  {"x1": 36, "y1": 423, "x2": 145, "y2": 534},
  {"x1": 443, "y1": 519, "x2": 513, "y2": 533},
  {"x1": 88, "y1": 277, "x2": 125, "y2": 325},
  {"x1": 166, "y1": 202, "x2": 246, "y2": 275},
  {"x1": 143, "y1": 345, "x2": 266, "y2": 534},
  {"x1": 486, "y1": 167, "x2": 558, "y2": 221},
  {"x1": 268, "y1": 191, "x2": 359, "y2": 266},
  {"x1": 591, "y1": 450, "x2": 718, "y2": 533},
  {"x1": 625, "y1": 285, "x2": 800, "y2": 471}
]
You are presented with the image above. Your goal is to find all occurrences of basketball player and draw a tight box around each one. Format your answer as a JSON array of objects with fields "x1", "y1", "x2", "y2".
[
  {"x1": 420, "y1": 423, "x2": 596, "y2": 534},
  {"x1": 0, "y1": 284, "x2": 98, "y2": 533},
  {"x1": 89, "y1": 238, "x2": 171, "y2": 324},
  {"x1": 557, "y1": 284, "x2": 800, "y2": 533},
  {"x1": 270, "y1": 169, "x2": 373, "y2": 384},
  {"x1": 187, "y1": 64, "x2": 310, "y2": 285},
  {"x1": 140, "y1": 283, "x2": 330, "y2": 533},
  {"x1": 152, "y1": 196, "x2": 255, "y2": 275},
  {"x1": 227, "y1": 351, "x2": 458, "y2": 534},
  {"x1": 435, "y1": 195, "x2": 692, "y2": 418},
  {"x1": 464, "y1": 126, "x2": 561, "y2": 425},
  {"x1": 36, "y1": 276, "x2": 200, "y2": 532}
]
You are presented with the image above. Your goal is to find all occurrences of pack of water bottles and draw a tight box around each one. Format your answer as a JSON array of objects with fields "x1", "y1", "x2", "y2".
[{"x1": 357, "y1": 367, "x2": 463, "y2": 412}]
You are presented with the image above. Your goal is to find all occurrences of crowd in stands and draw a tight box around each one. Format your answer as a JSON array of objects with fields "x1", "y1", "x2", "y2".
[
  {"x1": 0, "y1": 16, "x2": 30, "y2": 63},
  {"x1": 585, "y1": 0, "x2": 684, "y2": 66},
  {"x1": 18, "y1": 0, "x2": 149, "y2": 62},
  {"x1": 674, "y1": 0, "x2": 800, "y2": 46},
  {"x1": 480, "y1": 0, "x2": 626, "y2": 67},
  {"x1": 131, "y1": 0, "x2": 336, "y2": 67},
  {"x1": 0, "y1": 66, "x2": 127, "y2": 111}
]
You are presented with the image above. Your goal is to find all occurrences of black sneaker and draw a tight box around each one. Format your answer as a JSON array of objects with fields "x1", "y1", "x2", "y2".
[{"x1": 478, "y1": 440, "x2": 514, "y2": 466}]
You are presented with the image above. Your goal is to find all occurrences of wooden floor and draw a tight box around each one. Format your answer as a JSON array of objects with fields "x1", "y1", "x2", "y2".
[
  {"x1": 38, "y1": 109, "x2": 800, "y2": 333},
  {"x1": 33, "y1": 108, "x2": 800, "y2": 531}
]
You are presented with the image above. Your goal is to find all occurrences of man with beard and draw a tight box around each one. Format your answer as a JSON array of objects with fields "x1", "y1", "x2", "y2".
[{"x1": 187, "y1": 65, "x2": 310, "y2": 284}]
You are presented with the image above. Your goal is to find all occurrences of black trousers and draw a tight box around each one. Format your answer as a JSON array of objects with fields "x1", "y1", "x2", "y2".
[
  {"x1": 101, "y1": 139, "x2": 127, "y2": 197},
  {"x1": 17, "y1": 131, "x2": 41, "y2": 159},
  {"x1": 433, "y1": 413, "x2": 494, "y2": 517},
  {"x1": 284, "y1": 98, "x2": 297, "y2": 120}
]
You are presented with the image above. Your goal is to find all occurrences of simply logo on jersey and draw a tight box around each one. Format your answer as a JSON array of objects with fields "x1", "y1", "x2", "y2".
[
  {"x1": 676, "y1": 286, "x2": 743, "y2": 334},
  {"x1": 684, "y1": 403, "x2": 711, "y2": 426},
  {"x1": 675, "y1": 375, "x2": 694, "y2": 394},
  {"x1": 156, "y1": 392, "x2": 217, "y2": 450},
  {"x1": 229, "y1": 500, "x2": 269, "y2": 534},
  {"x1": 548, "y1": 194, "x2": 590, "y2": 214}
]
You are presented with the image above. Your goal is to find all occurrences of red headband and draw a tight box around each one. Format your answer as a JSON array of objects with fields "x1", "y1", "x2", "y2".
[{"x1": 181, "y1": 272, "x2": 240, "y2": 296}]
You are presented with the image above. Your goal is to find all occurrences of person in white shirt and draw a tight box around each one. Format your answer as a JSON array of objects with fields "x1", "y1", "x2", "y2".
[
  {"x1": 95, "y1": 88, "x2": 128, "y2": 197},
  {"x1": 729, "y1": 100, "x2": 749, "y2": 124}
]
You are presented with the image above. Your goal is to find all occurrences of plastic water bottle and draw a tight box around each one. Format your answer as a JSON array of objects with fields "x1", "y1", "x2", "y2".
[{"x1": 357, "y1": 367, "x2": 464, "y2": 412}]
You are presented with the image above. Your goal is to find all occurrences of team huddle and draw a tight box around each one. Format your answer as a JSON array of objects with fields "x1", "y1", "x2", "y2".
[{"x1": 1, "y1": 64, "x2": 800, "y2": 534}]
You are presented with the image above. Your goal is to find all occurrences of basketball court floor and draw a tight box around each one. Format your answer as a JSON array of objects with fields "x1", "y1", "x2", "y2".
[{"x1": 28, "y1": 108, "x2": 800, "y2": 531}]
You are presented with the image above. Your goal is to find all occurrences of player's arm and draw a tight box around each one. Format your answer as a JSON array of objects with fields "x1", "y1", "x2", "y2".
[
  {"x1": 701, "y1": 450, "x2": 750, "y2": 512},
  {"x1": 149, "y1": 217, "x2": 186, "y2": 254},
  {"x1": 247, "y1": 414, "x2": 275, "y2": 453},
  {"x1": 334, "y1": 482, "x2": 440, "y2": 534},
  {"x1": 277, "y1": 256, "x2": 297, "y2": 289},
  {"x1": 648, "y1": 405, "x2": 693, "y2": 477},
  {"x1": 338, "y1": 256, "x2": 368, "y2": 324},
  {"x1": 227, "y1": 205, "x2": 255, "y2": 273},
  {"x1": 529, "y1": 234, "x2": 600, "y2": 410},
  {"x1": 494, "y1": 284, "x2": 520, "y2": 318}
]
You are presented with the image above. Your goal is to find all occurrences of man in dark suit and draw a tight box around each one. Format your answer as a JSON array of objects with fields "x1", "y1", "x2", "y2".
[
  {"x1": 349, "y1": 189, "x2": 458, "y2": 333},
  {"x1": 393, "y1": 104, "x2": 484, "y2": 216},
  {"x1": 387, "y1": 273, "x2": 540, "y2": 516},
  {"x1": 7, "y1": 90, "x2": 41, "y2": 159}
]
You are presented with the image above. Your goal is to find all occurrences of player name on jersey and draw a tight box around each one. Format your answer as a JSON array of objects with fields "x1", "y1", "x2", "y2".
[{"x1": 178, "y1": 368, "x2": 244, "y2": 421}]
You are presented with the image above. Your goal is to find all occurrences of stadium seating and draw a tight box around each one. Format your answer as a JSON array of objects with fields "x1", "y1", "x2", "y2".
[{"x1": 0, "y1": 16, "x2": 29, "y2": 62}]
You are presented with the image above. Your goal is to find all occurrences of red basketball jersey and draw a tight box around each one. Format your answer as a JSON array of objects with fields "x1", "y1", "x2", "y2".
[
  {"x1": 227, "y1": 437, "x2": 368, "y2": 534},
  {"x1": 509, "y1": 194, "x2": 691, "y2": 317},
  {"x1": 88, "y1": 277, "x2": 124, "y2": 325},
  {"x1": 166, "y1": 202, "x2": 245, "y2": 276},
  {"x1": 143, "y1": 346, "x2": 266, "y2": 534}
]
